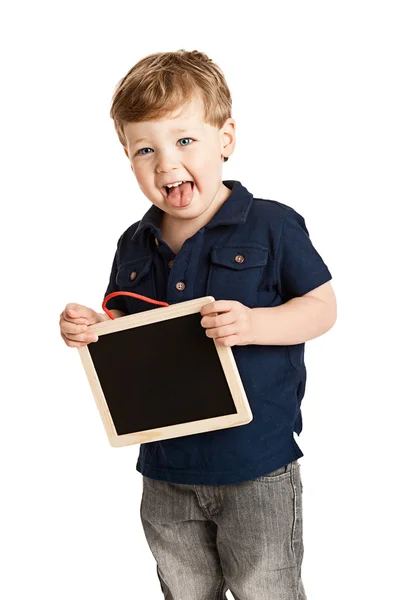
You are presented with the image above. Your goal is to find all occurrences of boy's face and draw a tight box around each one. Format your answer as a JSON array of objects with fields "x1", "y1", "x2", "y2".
[{"x1": 123, "y1": 95, "x2": 236, "y2": 223}]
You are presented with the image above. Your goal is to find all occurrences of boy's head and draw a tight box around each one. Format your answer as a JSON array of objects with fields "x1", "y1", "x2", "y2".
[{"x1": 110, "y1": 50, "x2": 236, "y2": 222}]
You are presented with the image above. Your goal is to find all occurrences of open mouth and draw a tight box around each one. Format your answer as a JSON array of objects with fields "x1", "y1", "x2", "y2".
[{"x1": 164, "y1": 181, "x2": 194, "y2": 195}]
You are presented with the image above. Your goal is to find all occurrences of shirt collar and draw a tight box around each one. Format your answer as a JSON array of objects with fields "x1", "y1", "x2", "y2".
[{"x1": 131, "y1": 180, "x2": 253, "y2": 242}]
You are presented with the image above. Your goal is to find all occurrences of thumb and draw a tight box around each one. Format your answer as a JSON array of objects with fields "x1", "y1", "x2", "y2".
[{"x1": 65, "y1": 303, "x2": 98, "y2": 323}]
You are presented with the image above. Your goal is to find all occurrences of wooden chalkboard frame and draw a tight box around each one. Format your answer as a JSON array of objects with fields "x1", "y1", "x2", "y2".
[{"x1": 78, "y1": 296, "x2": 253, "y2": 447}]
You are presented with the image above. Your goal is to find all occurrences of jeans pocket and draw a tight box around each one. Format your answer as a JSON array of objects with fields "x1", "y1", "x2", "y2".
[{"x1": 254, "y1": 460, "x2": 298, "y2": 482}]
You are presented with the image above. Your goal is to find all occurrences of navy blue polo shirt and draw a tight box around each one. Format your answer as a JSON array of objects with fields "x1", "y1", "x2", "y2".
[{"x1": 104, "y1": 180, "x2": 332, "y2": 485}]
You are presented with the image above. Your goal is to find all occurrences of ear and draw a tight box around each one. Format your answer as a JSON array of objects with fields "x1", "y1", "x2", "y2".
[{"x1": 220, "y1": 118, "x2": 236, "y2": 160}]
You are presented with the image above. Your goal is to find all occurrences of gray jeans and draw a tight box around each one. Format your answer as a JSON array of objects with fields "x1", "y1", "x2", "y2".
[{"x1": 140, "y1": 460, "x2": 306, "y2": 600}]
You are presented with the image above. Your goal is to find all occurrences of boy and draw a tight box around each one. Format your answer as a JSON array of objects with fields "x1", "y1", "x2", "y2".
[{"x1": 59, "y1": 50, "x2": 336, "y2": 599}]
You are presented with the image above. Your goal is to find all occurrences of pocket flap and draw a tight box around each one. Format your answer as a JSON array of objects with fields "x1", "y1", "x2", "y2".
[
  {"x1": 210, "y1": 245, "x2": 268, "y2": 270},
  {"x1": 116, "y1": 256, "x2": 152, "y2": 287}
]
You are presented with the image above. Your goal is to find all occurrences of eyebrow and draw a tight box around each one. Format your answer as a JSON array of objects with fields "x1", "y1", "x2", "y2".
[{"x1": 132, "y1": 128, "x2": 201, "y2": 145}]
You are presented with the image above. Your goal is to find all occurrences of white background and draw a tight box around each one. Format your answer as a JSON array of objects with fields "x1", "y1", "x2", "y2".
[{"x1": 1, "y1": 1, "x2": 398, "y2": 598}]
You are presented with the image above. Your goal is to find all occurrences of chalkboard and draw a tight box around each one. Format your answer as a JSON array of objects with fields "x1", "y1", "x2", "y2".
[{"x1": 78, "y1": 296, "x2": 253, "y2": 447}]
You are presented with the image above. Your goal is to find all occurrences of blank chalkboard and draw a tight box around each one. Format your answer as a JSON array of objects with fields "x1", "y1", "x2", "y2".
[{"x1": 78, "y1": 296, "x2": 252, "y2": 447}]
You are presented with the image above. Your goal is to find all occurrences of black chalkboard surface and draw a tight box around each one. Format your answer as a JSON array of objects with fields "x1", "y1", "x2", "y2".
[{"x1": 78, "y1": 296, "x2": 252, "y2": 447}]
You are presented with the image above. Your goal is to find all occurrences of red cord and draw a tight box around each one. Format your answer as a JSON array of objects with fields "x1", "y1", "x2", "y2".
[{"x1": 102, "y1": 292, "x2": 169, "y2": 320}]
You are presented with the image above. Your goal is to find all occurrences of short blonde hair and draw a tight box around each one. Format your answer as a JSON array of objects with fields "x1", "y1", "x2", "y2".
[{"x1": 110, "y1": 49, "x2": 232, "y2": 162}]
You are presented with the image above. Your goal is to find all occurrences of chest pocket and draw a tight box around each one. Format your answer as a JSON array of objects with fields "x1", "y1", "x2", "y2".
[
  {"x1": 206, "y1": 244, "x2": 268, "y2": 307},
  {"x1": 115, "y1": 256, "x2": 156, "y2": 314}
]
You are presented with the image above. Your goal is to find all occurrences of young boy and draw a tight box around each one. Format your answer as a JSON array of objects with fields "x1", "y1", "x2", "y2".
[{"x1": 59, "y1": 50, "x2": 336, "y2": 600}]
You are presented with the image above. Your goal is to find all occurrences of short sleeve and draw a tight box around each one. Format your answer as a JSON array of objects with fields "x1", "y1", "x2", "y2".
[
  {"x1": 103, "y1": 238, "x2": 128, "y2": 314},
  {"x1": 274, "y1": 209, "x2": 332, "y2": 301}
]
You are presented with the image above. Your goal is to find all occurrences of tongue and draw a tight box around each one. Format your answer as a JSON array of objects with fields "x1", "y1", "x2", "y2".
[{"x1": 167, "y1": 182, "x2": 194, "y2": 207}]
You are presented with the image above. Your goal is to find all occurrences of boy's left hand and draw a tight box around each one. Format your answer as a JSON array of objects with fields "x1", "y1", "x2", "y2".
[{"x1": 200, "y1": 300, "x2": 256, "y2": 347}]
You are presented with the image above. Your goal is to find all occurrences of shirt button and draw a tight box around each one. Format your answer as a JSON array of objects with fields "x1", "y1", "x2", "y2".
[
  {"x1": 154, "y1": 236, "x2": 160, "y2": 246},
  {"x1": 176, "y1": 281, "x2": 185, "y2": 291},
  {"x1": 234, "y1": 254, "x2": 245, "y2": 264},
  {"x1": 130, "y1": 271, "x2": 137, "y2": 281},
  {"x1": 168, "y1": 260, "x2": 174, "y2": 269}
]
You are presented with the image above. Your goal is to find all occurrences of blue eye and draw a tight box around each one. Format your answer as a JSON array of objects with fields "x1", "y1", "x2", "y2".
[
  {"x1": 137, "y1": 147, "x2": 152, "y2": 155},
  {"x1": 178, "y1": 137, "x2": 193, "y2": 146},
  {"x1": 136, "y1": 137, "x2": 193, "y2": 155}
]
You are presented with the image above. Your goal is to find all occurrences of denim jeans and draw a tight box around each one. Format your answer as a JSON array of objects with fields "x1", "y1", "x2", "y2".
[{"x1": 140, "y1": 460, "x2": 306, "y2": 599}]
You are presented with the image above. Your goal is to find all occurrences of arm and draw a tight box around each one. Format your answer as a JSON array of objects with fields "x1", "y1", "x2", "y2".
[{"x1": 251, "y1": 281, "x2": 337, "y2": 345}]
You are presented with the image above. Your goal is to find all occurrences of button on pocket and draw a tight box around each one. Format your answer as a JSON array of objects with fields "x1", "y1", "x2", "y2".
[
  {"x1": 206, "y1": 244, "x2": 269, "y2": 306},
  {"x1": 115, "y1": 256, "x2": 156, "y2": 313}
]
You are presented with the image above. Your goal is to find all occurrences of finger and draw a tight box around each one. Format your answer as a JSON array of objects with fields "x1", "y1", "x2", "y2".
[
  {"x1": 61, "y1": 331, "x2": 97, "y2": 348},
  {"x1": 205, "y1": 324, "x2": 237, "y2": 339},
  {"x1": 201, "y1": 300, "x2": 235, "y2": 316},
  {"x1": 64, "y1": 303, "x2": 96, "y2": 321},
  {"x1": 60, "y1": 306, "x2": 89, "y2": 324},
  {"x1": 215, "y1": 335, "x2": 237, "y2": 347},
  {"x1": 61, "y1": 315, "x2": 89, "y2": 326},
  {"x1": 201, "y1": 311, "x2": 235, "y2": 328},
  {"x1": 60, "y1": 331, "x2": 87, "y2": 348},
  {"x1": 60, "y1": 334, "x2": 98, "y2": 348},
  {"x1": 61, "y1": 321, "x2": 90, "y2": 335},
  {"x1": 60, "y1": 331, "x2": 86, "y2": 348},
  {"x1": 61, "y1": 330, "x2": 99, "y2": 344}
]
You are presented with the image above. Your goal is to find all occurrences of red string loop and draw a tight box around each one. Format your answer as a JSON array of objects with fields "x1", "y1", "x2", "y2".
[{"x1": 102, "y1": 292, "x2": 169, "y2": 320}]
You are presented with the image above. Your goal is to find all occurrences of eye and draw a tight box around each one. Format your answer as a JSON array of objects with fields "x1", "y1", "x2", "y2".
[
  {"x1": 136, "y1": 147, "x2": 153, "y2": 156},
  {"x1": 177, "y1": 137, "x2": 193, "y2": 146},
  {"x1": 135, "y1": 138, "x2": 194, "y2": 156}
]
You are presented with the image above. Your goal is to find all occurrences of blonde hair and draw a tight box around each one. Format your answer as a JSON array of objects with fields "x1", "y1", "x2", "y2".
[{"x1": 110, "y1": 49, "x2": 232, "y2": 162}]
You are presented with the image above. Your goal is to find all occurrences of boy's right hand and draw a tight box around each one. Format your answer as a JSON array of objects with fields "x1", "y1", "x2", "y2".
[{"x1": 59, "y1": 303, "x2": 105, "y2": 348}]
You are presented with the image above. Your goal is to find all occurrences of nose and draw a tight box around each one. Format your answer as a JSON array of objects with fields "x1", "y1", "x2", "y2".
[{"x1": 155, "y1": 150, "x2": 180, "y2": 174}]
